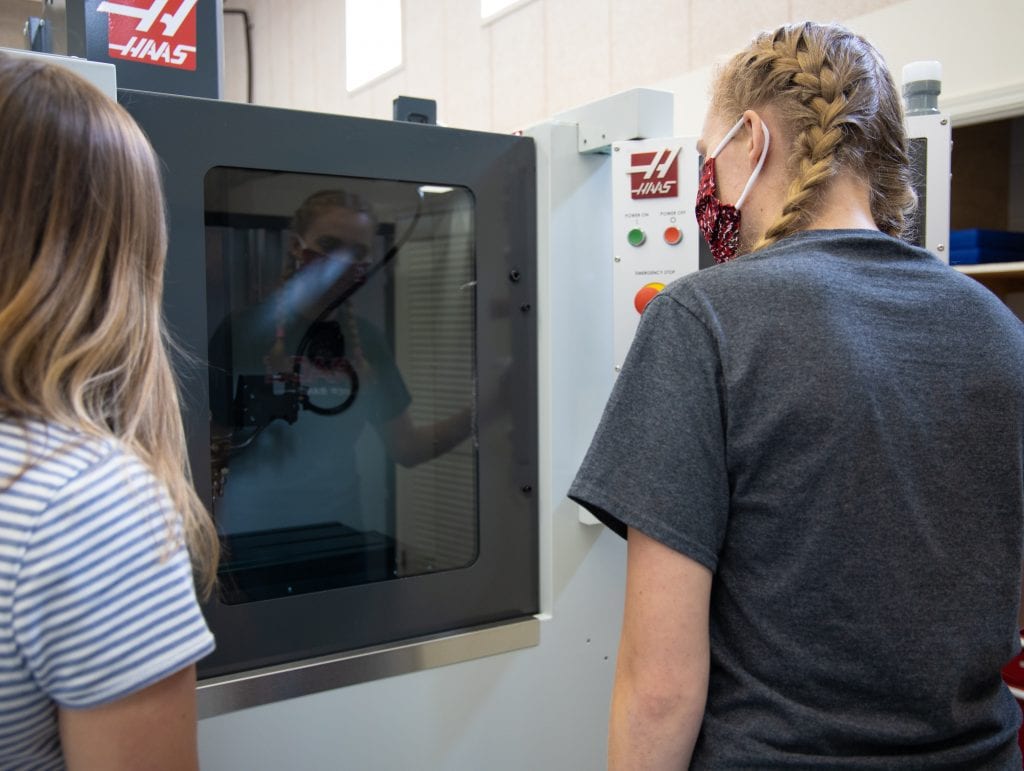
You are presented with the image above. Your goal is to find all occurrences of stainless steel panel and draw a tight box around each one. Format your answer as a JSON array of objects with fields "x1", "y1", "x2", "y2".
[{"x1": 197, "y1": 617, "x2": 539, "y2": 718}]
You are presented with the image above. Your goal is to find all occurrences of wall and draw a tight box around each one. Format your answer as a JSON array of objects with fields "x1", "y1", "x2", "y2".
[
  {"x1": 659, "y1": 0, "x2": 1024, "y2": 136},
  {"x1": 220, "y1": 0, "x2": 903, "y2": 132},
  {"x1": 0, "y1": 0, "x2": 39, "y2": 50},
  {"x1": 1010, "y1": 118, "x2": 1024, "y2": 233},
  {"x1": 951, "y1": 120, "x2": 1012, "y2": 232}
]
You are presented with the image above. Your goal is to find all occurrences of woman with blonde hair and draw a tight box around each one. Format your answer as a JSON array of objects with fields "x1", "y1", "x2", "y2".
[
  {"x1": 572, "y1": 22, "x2": 1024, "y2": 768},
  {"x1": 0, "y1": 53, "x2": 218, "y2": 768}
]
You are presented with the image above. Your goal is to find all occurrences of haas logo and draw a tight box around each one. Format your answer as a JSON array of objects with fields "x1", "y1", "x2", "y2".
[
  {"x1": 628, "y1": 148, "x2": 680, "y2": 200},
  {"x1": 97, "y1": 0, "x2": 198, "y2": 71}
]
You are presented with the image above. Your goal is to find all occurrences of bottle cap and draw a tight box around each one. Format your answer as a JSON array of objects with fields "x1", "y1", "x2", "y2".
[{"x1": 902, "y1": 60, "x2": 942, "y2": 88}]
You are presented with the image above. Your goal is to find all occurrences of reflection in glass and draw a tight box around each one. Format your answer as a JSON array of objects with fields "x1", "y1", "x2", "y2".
[
  {"x1": 205, "y1": 169, "x2": 477, "y2": 603},
  {"x1": 907, "y1": 137, "x2": 928, "y2": 249}
]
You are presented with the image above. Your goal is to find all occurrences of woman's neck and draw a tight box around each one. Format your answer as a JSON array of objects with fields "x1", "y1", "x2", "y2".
[{"x1": 803, "y1": 171, "x2": 879, "y2": 232}]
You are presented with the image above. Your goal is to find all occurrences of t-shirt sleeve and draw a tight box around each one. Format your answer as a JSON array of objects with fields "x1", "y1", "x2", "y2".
[
  {"x1": 568, "y1": 292, "x2": 730, "y2": 572},
  {"x1": 12, "y1": 447, "x2": 215, "y2": 708}
]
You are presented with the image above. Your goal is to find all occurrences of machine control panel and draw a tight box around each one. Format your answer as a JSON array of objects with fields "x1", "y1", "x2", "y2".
[{"x1": 611, "y1": 137, "x2": 701, "y2": 369}]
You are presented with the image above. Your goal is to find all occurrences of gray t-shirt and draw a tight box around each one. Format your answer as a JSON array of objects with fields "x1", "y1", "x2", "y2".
[{"x1": 570, "y1": 229, "x2": 1024, "y2": 768}]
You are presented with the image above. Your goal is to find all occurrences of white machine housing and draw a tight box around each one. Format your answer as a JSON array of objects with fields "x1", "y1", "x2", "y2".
[
  {"x1": 611, "y1": 137, "x2": 701, "y2": 369},
  {"x1": 905, "y1": 112, "x2": 953, "y2": 261},
  {"x1": 0, "y1": 46, "x2": 116, "y2": 99}
]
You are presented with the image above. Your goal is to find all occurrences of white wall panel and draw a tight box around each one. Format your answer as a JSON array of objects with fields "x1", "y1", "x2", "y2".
[
  {"x1": 442, "y1": 0, "x2": 492, "y2": 128},
  {"x1": 221, "y1": 0, "x2": 951, "y2": 132},
  {"x1": 857, "y1": 0, "x2": 1024, "y2": 126},
  {"x1": 311, "y1": 0, "x2": 348, "y2": 114},
  {"x1": 544, "y1": 0, "x2": 611, "y2": 117},
  {"x1": 490, "y1": 0, "x2": 546, "y2": 131},
  {"x1": 689, "y1": 0, "x2": 790, "y2": 72},
  {"x1": 221, "y1": 6, "x2": 250, "y2": 103},
  {"x1": 288, "y1": 0, "x2": 320, "y2": 111},
  {"x1": 789, "y1": 0, "x2": 899, "y2": 22},
  {"x1": 662, "y1": 0, "x2": 1024, "y2": 137},
  {"x1": 609, "y1": 0, "x2": 687, "y2": 93},
  {"x1": 267, "y1": 1, "x2": 296, "y2": 108},
  {"x1": 404, "y1": 0, "x2": 447, "y2": 108}
]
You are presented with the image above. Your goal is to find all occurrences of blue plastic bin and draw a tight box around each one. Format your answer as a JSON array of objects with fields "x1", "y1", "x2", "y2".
[{"x1": 949, "y1": 229, "x2": 1024, "y2": 265}]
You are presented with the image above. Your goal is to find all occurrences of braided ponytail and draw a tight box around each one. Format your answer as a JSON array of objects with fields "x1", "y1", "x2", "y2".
[{"x1": 712, "y1": 22, "x2": 917, "y2": 251}]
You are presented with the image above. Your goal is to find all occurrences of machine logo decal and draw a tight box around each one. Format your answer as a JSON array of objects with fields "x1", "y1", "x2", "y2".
[
  {"x1": 96, "y1": 0, "x2": 198, "y2": 71},
  {"x1": 627, "y1": 148, "x2": 681, "y2": 200}
]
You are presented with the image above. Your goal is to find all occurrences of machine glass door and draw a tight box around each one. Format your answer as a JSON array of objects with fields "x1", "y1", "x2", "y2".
[{"x1": 205, "y1": 168, "x2": 478, "y2": 604}]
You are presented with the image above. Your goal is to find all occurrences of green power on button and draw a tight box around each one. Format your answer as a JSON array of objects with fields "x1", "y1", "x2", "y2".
[{"x1": 627, "y1": 228, "x2": 646, "y2": 247}]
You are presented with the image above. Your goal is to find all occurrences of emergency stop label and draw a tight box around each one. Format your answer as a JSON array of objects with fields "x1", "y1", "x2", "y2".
[
  {"x1": 628, "y1": 148, "x2": 680, "y2": 200},
  {"x1": 96, "y1": 0, "x2": 198, "y2": 71}
]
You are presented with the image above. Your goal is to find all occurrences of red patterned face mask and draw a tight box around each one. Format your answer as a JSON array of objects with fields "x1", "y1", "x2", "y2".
[{"x1": 695, "y1": 117, "x2": 770, "y2": 263}]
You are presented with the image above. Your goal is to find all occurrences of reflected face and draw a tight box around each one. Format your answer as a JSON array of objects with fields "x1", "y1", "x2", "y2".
[
  {"x1": 282, "y1": 205, "x2": 377, "y2": 317},
  {"x1": 292, "y1": 206, "x2": 376, "y2": 272}
]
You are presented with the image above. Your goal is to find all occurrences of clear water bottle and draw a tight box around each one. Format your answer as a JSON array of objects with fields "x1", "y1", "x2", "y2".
[{"x1": 902, "y1": 60, "x2": 942, "y2": 116}]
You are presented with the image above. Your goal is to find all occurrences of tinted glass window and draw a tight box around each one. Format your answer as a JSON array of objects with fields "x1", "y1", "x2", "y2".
[
  {"x1": 908, "y1": 137, "x2": 928, "y2": 248},
  {"x1": 205, "y1": 169, "x2": 477, "y2": 603}
]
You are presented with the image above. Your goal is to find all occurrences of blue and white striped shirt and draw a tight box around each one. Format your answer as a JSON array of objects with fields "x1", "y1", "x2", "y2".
[{"x1": 0, "y1": 418, "x2": 214, "y2": 769}]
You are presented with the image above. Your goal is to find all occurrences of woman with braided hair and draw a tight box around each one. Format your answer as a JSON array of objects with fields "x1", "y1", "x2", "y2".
[{"x1": 571, "y1": 22, "x2": 1024, "y2": 768}]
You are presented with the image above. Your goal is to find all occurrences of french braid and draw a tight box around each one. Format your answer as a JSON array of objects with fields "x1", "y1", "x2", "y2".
[{"x1": 712, "y1": 22, "x2": 917, "y2": 251}]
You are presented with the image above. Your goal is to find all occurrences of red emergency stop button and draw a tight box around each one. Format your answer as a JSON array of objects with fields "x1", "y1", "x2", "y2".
[
  {"x1": 664, "y1": 226, "x2": 682, "y2": 245},
  {"x1": 634, "y1": 282, "x2": 665, "y2": 314}
]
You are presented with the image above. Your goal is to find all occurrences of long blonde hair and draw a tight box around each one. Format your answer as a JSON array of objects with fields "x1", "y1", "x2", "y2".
[
  {"x1": 712, "y1": 22, "x2": 917, "y2": 250},
  {"x1": 0, "y1": 53, "x2": 218, "y2": 595}
]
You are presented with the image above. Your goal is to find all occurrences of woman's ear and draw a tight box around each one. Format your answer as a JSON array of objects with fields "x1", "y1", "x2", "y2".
[
  {"x1": 742, "y1": 109, "x2": 768, "y2": 170},
  {"x1": 287, "y1": 231, "x2": 304, "y2": 257}
]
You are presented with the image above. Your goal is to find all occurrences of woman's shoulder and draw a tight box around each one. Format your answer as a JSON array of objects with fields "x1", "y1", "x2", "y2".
[
  {"x1": 0, "y1": 419, "x2": 179, "y2": 583},
  {"x1": 0, "y1": 417, "x2": 155, "y2": 500},
  {"x1": 668, "y1": 229, "x2": 932, "y2": 299},
  {"x1": 1, "y1": 416, "x2": 118, "y2": 464}
]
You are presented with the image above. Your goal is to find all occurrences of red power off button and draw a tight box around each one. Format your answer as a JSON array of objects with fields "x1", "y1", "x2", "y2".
[
  {"x1": 634, "y1": 282, "x2": 665, "y2": 314},
  {"x1": 663, "y1": 226, "x2": 683, "y2": 245}
]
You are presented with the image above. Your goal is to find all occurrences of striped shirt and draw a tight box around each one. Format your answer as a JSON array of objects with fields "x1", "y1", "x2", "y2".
[{"x1": 0, "y1": 418, "x2": 214, "y2": 769}]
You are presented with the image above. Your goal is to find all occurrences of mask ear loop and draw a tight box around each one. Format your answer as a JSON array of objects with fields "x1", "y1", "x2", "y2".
[
  {"x1": 735, "y1": 121, "x2": 770, "y2": 211},
  {"x1": 709, "y1": 117, "x2": 747, "y2": 160},
  {"x1": 709, "y1": 116, "x2": 771, "y2": 211}
]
